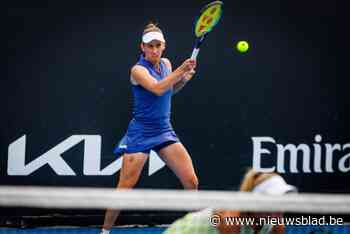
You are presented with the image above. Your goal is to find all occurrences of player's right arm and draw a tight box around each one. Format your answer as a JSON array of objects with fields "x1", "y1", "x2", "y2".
[{"x1": 131, "y1": 59, "x2": 195, "y2": 96}]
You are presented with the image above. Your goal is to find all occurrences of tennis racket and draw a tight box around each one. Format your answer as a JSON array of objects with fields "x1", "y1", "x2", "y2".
[{"x1": 190, "y1": 1, "x2": 223, "y2": 60}]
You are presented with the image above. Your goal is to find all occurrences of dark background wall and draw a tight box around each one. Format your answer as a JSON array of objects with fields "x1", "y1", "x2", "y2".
[{"x1": 3, "y1": 0, "x2": 346, "y2": 221}]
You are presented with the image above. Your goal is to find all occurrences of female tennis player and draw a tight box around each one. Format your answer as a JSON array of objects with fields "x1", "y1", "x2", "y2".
[
  {"x1": 101, "y1": 23, "x2": 198, "y2": 234},
  {"x1": 164, "y1": 169, "x2": 297, "y2": 234}
]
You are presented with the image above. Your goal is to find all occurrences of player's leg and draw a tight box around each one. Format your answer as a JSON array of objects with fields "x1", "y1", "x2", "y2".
[
  {"x1": 102, "y1": 152, "x2": 149, "y2": 231},
  {"x1": 158, "y1": 142, "x2": 198, "y2": 189}
]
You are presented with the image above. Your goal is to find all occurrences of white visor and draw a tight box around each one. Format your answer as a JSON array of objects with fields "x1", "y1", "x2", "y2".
[
  {"x1": 252, "y1": 175, "x2": 297, "y2": 195},
  {"x1": 142, "y1": 31, "x2": 165, "y2": 43}
]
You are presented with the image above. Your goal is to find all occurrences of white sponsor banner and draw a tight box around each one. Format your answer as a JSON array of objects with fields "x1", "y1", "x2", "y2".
[
  {"x1": 6, "y1": 135, "x2": 165, "y2": 176},
  {"x1": 252, "y1": 135, "x2": 350, "y2": 173}
]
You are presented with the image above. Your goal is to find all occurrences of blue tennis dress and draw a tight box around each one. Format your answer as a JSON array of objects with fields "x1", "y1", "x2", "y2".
[{"x1": 114, "y1": 55, "x2": 180, "y2": 155}]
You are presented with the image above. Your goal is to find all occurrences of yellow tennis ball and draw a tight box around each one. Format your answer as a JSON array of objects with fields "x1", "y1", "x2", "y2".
[{"x1": 236, "y1": 41, "x2": 249, "y2": 53}]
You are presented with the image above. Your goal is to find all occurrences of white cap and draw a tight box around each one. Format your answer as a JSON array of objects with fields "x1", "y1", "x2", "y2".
[
  {"x1": 252, "y1": 175, "x2": 297, "y2": 195},
  {"x1": 142, "y1": 31, "x2": 165, "y2": 43}
]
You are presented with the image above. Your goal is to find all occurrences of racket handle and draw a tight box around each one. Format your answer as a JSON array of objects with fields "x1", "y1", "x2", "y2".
[
  {"x1": 191, "y1": 48, "x2": 200, "y2": 60},
  {"x1": 191, "y1": 35, "x2": 205, "y2": 60}
]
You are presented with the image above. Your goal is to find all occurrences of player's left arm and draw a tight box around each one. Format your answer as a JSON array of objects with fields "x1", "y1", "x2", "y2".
[{"x1": 162, "y1": 58, "x2": 196, "y2": 94}]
